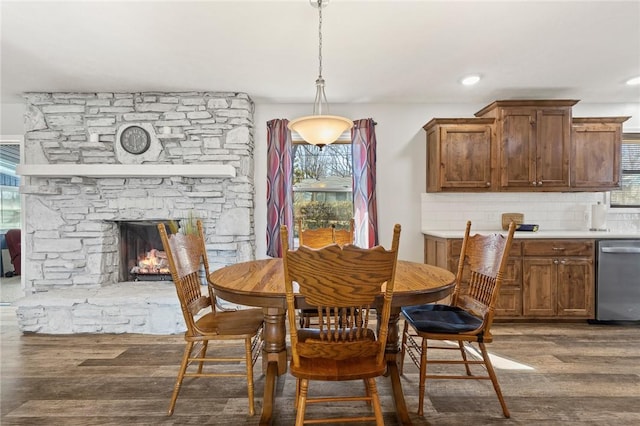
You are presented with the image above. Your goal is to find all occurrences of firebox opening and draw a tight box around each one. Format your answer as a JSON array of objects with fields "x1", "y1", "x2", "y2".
[{"x1": 118, "y1": 220, "x2": 176, "y2": 282}]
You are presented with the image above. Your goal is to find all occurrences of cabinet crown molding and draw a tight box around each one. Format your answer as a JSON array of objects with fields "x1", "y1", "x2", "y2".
[
  {"x1": 474, "y1": 99, "x2": 580, "y2": 117},
  {"x1": 423, "y1": 117, "x2": 495, "y2": 131}
]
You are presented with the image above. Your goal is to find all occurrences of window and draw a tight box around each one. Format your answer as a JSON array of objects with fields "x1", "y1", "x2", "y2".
[
  {"x1": 611, "y1": 133, "x2": 640, "y2": 208},
  {"x1": 0, "y1": 144, "x2": 21, "y2": 232},
  {"x1": 292, "y1": 142, "x2": 353, "y2": 233}
]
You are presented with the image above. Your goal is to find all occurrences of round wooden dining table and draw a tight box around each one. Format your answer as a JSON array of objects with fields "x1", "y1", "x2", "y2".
[{"x1": 208, "y1": 258, "x2": 456, "y2": 425}]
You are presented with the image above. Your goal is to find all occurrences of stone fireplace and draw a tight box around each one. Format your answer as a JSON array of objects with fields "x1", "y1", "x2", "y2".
[{"x1": 15, "y1": 91, "x2": 255, "y2": 334}]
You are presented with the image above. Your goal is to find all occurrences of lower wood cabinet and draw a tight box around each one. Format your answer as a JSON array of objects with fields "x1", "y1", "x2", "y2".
[
  {"x1": 424, "y1": 235, "x2": 595, "y2": 320},
  {"x1": 522, "y1": 240, "x2": 594, "y2": 319}
]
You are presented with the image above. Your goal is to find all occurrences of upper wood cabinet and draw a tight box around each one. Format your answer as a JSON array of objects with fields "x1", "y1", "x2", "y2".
[
  {"x1": 424, "y1": 118, "x2": 495, "y2": 192},
  {"x1": 424, "y1": 100, "x2": 631, "y2": 193},
  {"x1": 474, "y1": 100, "x2": 577, "y2": 190},
  {"x1": 571, "y1": 117, "x2": 630, "y2": 190}
]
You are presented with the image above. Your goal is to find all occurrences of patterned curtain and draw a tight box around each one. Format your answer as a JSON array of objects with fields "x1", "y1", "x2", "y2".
[
  {"x1": 351, "y1": 118, "x2": 378, "y2": 248},
  {"x1": 266, "y1": 119, "x2": 294, "y2": 257}
]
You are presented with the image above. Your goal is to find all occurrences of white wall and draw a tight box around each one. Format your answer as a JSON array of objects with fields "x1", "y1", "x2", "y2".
[
  {"x1": 6, "y1": 100, "x2": 640, "y2": 262},
  {"x1": 255, "y1": 102, "x2": 640, "y2": 262},
  {"x1": 0, "y1": 103, "x2": 25, "y2": 135}
]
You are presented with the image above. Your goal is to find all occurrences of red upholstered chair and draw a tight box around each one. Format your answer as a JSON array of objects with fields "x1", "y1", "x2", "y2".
[{"x1": 5, "y1": 229, "x2": 21, "y2": 276}]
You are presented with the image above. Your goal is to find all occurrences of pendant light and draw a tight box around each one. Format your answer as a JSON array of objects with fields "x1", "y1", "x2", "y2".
[{"x1": 288, "y1": 0, "x2": 353, "y2": 148}]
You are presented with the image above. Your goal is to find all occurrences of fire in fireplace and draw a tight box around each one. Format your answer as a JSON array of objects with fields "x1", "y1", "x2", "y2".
[
  {"x1": 118, "y1": 221, "x2": 174, "y2": 281},
  {"x1": 131, "y1": 248, "x2": 169, "y2": 276}
]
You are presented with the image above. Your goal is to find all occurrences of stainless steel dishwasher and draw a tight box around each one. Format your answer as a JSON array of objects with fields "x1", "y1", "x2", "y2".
[{"x1": 596, "y1": 240, "x2": 640, "y2": 322}]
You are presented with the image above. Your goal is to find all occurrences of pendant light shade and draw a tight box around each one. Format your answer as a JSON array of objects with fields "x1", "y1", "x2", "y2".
[
  {"x1": 289, "y1": 115, "x2": 353, "y2": 146},
  {"x1": 288, "y1": 0, "x2": 353, "y2": 148}
]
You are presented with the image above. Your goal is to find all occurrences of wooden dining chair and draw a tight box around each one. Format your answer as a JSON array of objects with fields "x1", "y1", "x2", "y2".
[
  {"x1": 399, "y1": 220, "x2": 516, "y2": 418},
  {"x1": 280, "y1": 223, "x2": 401, "y2": 425},
  {"x1": 296, "y1": 218, "x2": 356, "y2": 327},
  {"x1": 158, "y1": 220, "x2": 264, "y2": 416},
  {"x1": 297, "y1": 218, "x2": 335, "y2": 248},
  {"x1": 332, "y1": 218, "x2": 355, "y2": 246}
]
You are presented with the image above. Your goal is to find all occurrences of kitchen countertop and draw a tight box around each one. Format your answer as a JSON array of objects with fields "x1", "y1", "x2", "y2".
[{"x1": 422, "y1": 229, "x2": 640, "y2": 239}]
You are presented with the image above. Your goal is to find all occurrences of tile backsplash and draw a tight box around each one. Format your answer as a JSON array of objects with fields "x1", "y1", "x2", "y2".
[{"x1": 421, "y1": 192, "x2": 640, "y2": 233}]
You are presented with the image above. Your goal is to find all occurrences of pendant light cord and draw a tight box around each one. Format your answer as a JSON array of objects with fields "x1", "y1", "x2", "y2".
[
  {"x1": 287, "y1": 0, "x2": 353, "y2": 146},
  {"x1": 317, "y1": 0, "x2": 323, "y2": 79}
]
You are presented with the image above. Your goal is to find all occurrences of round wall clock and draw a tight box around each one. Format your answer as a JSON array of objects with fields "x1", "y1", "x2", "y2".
[{"x1": 120, "y1": 126, "x2": 151, "y2": 155}]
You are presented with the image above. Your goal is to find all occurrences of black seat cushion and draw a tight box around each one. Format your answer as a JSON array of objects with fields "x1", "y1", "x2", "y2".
[{"x1": 402, "y1": 304, "x2": 482, "y2": 334}]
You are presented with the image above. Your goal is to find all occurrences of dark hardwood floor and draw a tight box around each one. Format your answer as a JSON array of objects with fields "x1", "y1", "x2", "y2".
[{"x1": 2, "y1": 306, "x2": 639, "y2": 425}]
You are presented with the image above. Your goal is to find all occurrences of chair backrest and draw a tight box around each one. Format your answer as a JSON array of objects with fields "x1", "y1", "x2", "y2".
[
  {"x1": 297, "y1": 218, "x2": 336, "y2": 248},
  {"x1": 297, "y1": 218, "x2": 355, "y2": 248},
  {"x1": 333, "y1": 218, "x2": 355, "y2": 246},
  {"x1": 452, "y1": 220, "x2": 516, "y2": 336},
  {"x1": 281, "y1": 224, "x2": 401, "y2": 366},
  {"x1": 158, "y1": 220, "x2": 211, "y2": 336}
]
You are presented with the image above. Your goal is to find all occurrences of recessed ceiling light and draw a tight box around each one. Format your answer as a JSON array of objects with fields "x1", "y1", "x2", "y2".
[
  {"x1": 626, "y1": 76, "x2": 640, "y2": 85},
  {"x1": 461, "y1": 75, "x2": 481, "y2": 86}
]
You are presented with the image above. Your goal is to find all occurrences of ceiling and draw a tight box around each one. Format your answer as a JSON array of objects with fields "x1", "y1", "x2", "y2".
[{"x1": 1, "y1": 0, "x2": 639, "y2": 106}]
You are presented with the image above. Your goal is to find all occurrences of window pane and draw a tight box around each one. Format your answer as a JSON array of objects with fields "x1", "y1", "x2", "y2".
[
  {"x1": 611, "y1": 135, "x2": 640, "y2": 208},
  {"x1": 0, "y1": 144, "x2": 21, "y2": 232},
  {"x1": 1, "y1": 186, "x2": 21, "y2": 230},
  {"x1": 293, "y1": 143, "x2": 353, "y2": 232},
  {"x1": 611, "y1": 174, "x2": 640, "y2": 207},
  {"x1": 620, "y1": 143, "x2": 640, "y2": 171}
]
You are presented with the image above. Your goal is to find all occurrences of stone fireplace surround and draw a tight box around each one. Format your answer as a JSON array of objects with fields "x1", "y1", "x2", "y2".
[{"x1": 15, "y1": 91, "x2": 255, "y2": 334}]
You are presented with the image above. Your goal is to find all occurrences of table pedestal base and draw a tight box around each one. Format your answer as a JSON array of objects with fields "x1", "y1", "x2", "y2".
[{"x1": 259, "y1": 307, "x2": 287, "y2": 425}]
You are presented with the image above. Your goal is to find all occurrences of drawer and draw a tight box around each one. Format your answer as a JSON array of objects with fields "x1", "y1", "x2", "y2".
[
  {"x1": 450, "y1": 239, "x2": 522, "y2": 257},
  {"x1": 523, "y1": 240, "x2": 594, "y2": 256}
]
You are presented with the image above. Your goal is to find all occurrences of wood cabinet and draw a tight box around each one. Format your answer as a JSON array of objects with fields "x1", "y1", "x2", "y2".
[
  {"x1": 474, "y1": 100, "x2": 577, "y2": 190},
  {"x1": 571, "y1": 117, "x2": 630, "y2": 190},
  {"x1": 424, "y1": 118, "x2": 495, "y2": 191},
  {"x1": 424, "y1": 235, "x2": 595, "y2": 320},
  {"x1": 423, "y1": 100, "x2": 629, "y2": 193},
  {"x1": 522, "y1": 240, "x2": 594, "y2": 319}
]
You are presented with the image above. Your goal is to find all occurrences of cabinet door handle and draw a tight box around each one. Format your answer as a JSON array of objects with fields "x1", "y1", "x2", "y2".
[
  {"x1": 560, "y1": 260, "x2": 566, "y2": 264},
  {"x1": 486, "y1": 182, "x2": 491, "y2": 187},
  {"x1": 531, "y1": 181, "x2": 537, "y2": 186},
  {"x1": 538, "y1": 181, "x2": 543, "y2": 185},
  {"x1": 552, "y1": 247, "x2": 566, "y2": 251},
  {"x1": 553, "y1": 259, "x2": 559, "y2": 264}
]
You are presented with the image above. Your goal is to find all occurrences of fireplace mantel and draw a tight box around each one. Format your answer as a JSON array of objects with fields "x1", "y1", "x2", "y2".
[{"x1": 16, "y1": 164, "x2": 236, "y2": 178}]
